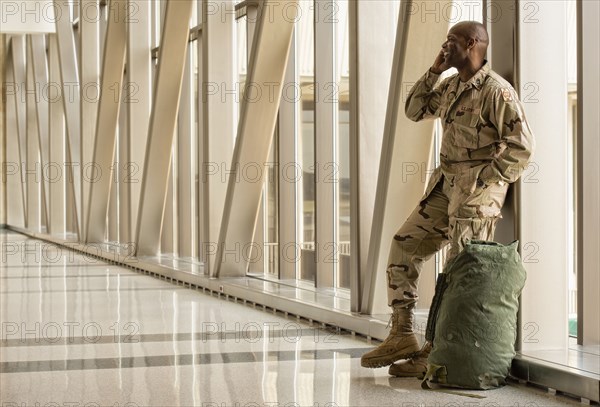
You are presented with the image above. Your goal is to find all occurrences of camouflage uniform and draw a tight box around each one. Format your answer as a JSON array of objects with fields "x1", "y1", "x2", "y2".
[{"x1": 388, "y1": 62, "x2": 535, "y2": 307}]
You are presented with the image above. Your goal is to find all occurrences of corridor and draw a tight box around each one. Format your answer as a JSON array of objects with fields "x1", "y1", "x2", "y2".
[{"x1": 0, "y1": 231, "x2": 582, "y2": 406}]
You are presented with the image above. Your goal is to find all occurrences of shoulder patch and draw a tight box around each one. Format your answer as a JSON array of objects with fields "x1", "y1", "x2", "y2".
[{"x1": 501, "y1": 88, "x2": 513, "y2": 102}]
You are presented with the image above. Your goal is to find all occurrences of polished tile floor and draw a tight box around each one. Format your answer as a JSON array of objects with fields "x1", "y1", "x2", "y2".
[{"x1": 0, "y1": 231, "x2": 584, "y2": 406}]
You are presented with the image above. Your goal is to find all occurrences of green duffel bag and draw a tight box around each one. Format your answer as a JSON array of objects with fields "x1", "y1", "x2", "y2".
[{"x1": 422, "y1": 240, "x2": 527, "y2": 391}]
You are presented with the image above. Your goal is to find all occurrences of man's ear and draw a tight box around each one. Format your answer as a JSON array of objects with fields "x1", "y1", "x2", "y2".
[{"x1": 467, "y1": 38, "x2": 477, "y2": 50}]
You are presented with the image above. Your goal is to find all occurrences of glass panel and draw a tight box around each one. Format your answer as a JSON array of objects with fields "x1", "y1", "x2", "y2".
[
  {"x1": 336, "y1": 0, "x2": 350, "y2": 289},
  {"x1": 265, "y1": 131, "x2": 280, "y2": 277},
  {"x1": 192, "y1": 39, "x2": 200, "y2": 259},
  {"x1": 190, "y1": 0, "x2": 198, "y2": 27},
  {"x1": 69, "y1": 0, "x2": 78, "y2": 22},
  {"x1": 152, "y1": 0, "x2": 161, "y2": 49},
  {"x1": 176, "y1": 41, "x2": 197, "y2": 259},
  {"x1": 566, "y1": 0, "x2": 577, "y2": 338},
  {"x1": 298, "y1": 0, "x2": 316, "y2": 283},
  {"x1": 237, "y1": 15, "x2": 247, "y2": 114}
]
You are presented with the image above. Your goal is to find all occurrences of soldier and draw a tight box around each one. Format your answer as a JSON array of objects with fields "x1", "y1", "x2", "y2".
[{"x1": 360, "y1": 21, "x2": 535, "y2": 377}]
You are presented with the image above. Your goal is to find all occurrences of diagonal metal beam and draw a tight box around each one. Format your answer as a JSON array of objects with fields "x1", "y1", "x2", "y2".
[
  {"x1": 362, "y1": 2, "x2": 411, "y2": 314},
  {"x1": 54, "y1": 0, "x2": 82, "y2": 238},
  {"x1": 177, "y1": 47, "x2": 195, "y2": 258},
  {"x1": 4, "y1": 41, "x2": 26, "y2": 226},
  {"x1": 29, "y1": 35, "x2": 51, "y2": 231},
  {"x1": 200, "y1": 0, "x2": 237, "y2": 275},
  {"x1": 25, "y1": 47, "x2": 42, "y2": 230},
  {"x1": 215, "y1": 0, "x2": 298, "y2": 277},
  {"x1": 134, "y1": 0, "x2": 194, "y2": 257},
  {"x1": 362, "y1": 0, "x2": 452, "y2": 314},
  {"x1": 0, "y1": 34, "x2": 4, "y2": 225},
  {"x1": 85, "y1": 0, "x2": 127, "y2": 243},
  {"x1": 79, "y1": 0, "x2": 102, "y2": 241},
  {"x1": 579, "y1": 0, "x2": 600, "y2": 346},
  {"x1": 10, "y1": 36, "x2": 28, "y2": 226},
  {"x1": 117, "y1": 66, "x2": 130, "y2": 243},
  {"x1": 126, "y1": 0, "x2": 152, "y2": 246},
  {"x1": 314, "y1": 0, "x2": 338, "y2": 288},
  {"x1": 278, "y1": 28, "x2": 298, "y2": 281},
  {"x1": 348, "y1": 1, "x2": 399, "y2": 311},
  {"x1": 160, "y1": 157, "x2": 175, "y2": 254},
  {"x1": 47, "y1": 35, "x2": 66, "y2": 235}
]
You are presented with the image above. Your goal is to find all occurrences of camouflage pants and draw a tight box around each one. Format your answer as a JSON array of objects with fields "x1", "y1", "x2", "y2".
[{"x1": 387, "y1": 170, "x2": 509, "y2": 307}]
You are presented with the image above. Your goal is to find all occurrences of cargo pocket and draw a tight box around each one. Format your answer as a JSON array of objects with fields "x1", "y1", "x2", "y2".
[
  {"x1": 479, "y1": 181, "x2": 510, "y2": 217},
  {"x1": 461, "y1": 183, "x2": 505, "y2": 220},
  {"x1": 451, "y1": 181, "x2": 490, "y2": 219}
]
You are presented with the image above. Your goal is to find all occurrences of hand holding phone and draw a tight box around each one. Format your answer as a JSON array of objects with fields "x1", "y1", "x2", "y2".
[{"x1": 430, "y1": 49, "x2": 451, "y2": 75}]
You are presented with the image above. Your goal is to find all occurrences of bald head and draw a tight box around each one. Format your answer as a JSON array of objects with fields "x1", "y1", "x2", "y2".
[
  {"x1": 450, "y1": 21, "x2": 489, "y2": 56},
  {"x1": 438, "y1": 21, "x2": 489, "y2": 79}
]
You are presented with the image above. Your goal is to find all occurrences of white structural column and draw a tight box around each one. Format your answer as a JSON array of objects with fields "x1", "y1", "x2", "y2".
[
  {"x1": 104, "y1": 5, "x2": 118, "y2": 244},
  {"x1": 85, "y1": 0, "x2": 128, "y2": 243},
  {"x1": 195, "y1": 4, "x2": 204, "y2": 262},
  {"x1": 245, "y1": 0, "x2": 264, "y2": 276},
  {"x1": 127, "y1": 0, "x2": 152, "y2": 244},
  {"x1": 5, "y1": 43, "x2": 26, "y2": 227},
  {"x1": 161, "y1": 158, "x2": 176, "y2": 254},
  {"x1": 215, "y1": 0, "x2": 298, "y2": 277},
  {"x1": 135, "y1": 1, "x2": 194, "y2": 257},
  {"x1": 278, "y1": 29, "x2": 299, "y2": 280},
  {"x1": 177, "y1": 44, "x2": 195, "y2": 258},
  {"x1": 109, "y1": 88, "x2": 124, "y2": 242},
  {"x1": 246, "y1": 4, "x2": 259, "y2": 56},
  {"x1": 200, "y1": 0, "x2": 237, "y2": 274},
  {"x1": 485, "y1": 0, "x2": 517, "y2": 247},
  {"x1": 0, "y1": 35, "x2": 4, "y2": 225},
  {"x1": 579, "y1": 0, "x2": 600, "y2": 345},
  {"x1": 25, "y1": 39, "x2": 42, "y2": 230},
  {"x1": 314, "y1": 0, "x2": 337, "y2": 288},
  {"x1": 117, "y1": 68, "x2": 129, "y2": 243},
  {"x1": 10, "y1": 36, "x2": 28, "y2": 226},
  {"x1": 48, "y1": 35, "x2": 66, "y2": 235},
  {"x1": 519, "y1": 1, "x2": 568, "y2": 351},
  {"x1": 30, "y1": 35, "x2": 51, "y2": 231},
  {"x1": 486, "y1": 0, "x2": 516, "y2": 83},
  {"x1": 363, "y1": 1, "x2": 452, "y2": 314},
  {"x1": 79, "y1": 0, "x2": 101, "y2": 240},
  {"x1": 349, "y1": 1, "x2": 399, "y2": 311},
  {"x1": 53, "y1": 0, "x2": 82, "y2": 237},
  {"x1": 195, "y1": 8, "x2": 203, "y2": 262},
  {"x1": 159, "y1": 0, "x2": 177, "y2": 256},
  {"x1": 160, "y1": 151, "x2": 176, "y2": 254}
]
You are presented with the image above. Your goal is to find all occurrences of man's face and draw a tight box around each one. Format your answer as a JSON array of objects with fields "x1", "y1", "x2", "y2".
[{"x1": 441, "y1": 27, "x2": 470, "y2": 68}]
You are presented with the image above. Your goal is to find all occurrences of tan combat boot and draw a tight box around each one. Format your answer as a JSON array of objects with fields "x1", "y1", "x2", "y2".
[
  {"x1": 388, "y1": 341, "x2": 432, "y2": 378},
  {"x1": 360, "y1": 305, "x2": 420, "y2": 368}
]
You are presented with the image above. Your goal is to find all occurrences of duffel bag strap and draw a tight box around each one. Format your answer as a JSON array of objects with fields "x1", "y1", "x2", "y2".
[
  {"x1": 425, "y1": 273, "x2": 449, "y2": 342},
  {"x1": 421, "y1": 364, "x2": 487, "y2": 399},
  {"x1": 421, "y1": 363, "x2": 447, "y2": 389}
]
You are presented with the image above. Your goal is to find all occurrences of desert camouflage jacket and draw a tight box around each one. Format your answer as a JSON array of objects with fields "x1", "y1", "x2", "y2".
[{"x1": 406, "y1": 62, "x2": 535, "y2": 193}]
